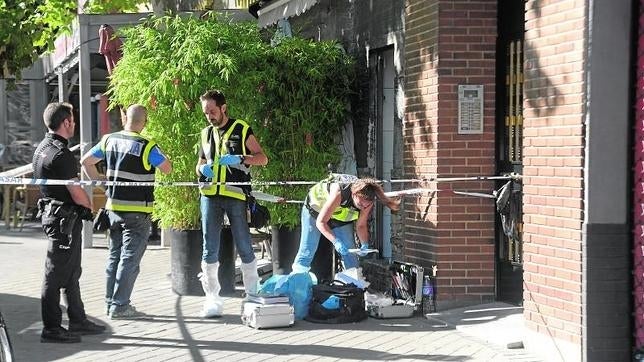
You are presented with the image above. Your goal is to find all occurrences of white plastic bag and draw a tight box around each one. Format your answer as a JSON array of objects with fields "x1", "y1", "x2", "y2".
[{"x1": 334, "y1": 267, "x2": 370, "y2": 289}]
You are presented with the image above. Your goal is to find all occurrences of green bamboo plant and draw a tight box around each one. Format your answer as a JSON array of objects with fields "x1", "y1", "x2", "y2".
[
  {"x1": 108, "y1": 13, "x2": 354, "y2": 229},
  {"x1": 253, "y1": 38, "x2": 355, "y2": 227}
]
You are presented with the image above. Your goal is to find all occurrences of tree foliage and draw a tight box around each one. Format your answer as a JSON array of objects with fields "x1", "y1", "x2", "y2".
[{"x1": 0, "y1": 0, "x2": 144, "y2": 83}]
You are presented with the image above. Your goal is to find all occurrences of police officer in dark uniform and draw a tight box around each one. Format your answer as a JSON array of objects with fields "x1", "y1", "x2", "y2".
[{"x1": 33, "y1": 102, "x2": 106, "y2": 343}]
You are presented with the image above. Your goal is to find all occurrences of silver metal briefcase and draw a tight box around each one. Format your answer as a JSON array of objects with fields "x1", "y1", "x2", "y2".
[{"x1": 241, "y1": 300, "x2": 294, "y2": 329}]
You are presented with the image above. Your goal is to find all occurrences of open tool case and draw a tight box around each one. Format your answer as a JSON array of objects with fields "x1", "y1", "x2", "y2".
[{"x1": 361, "y1": 260, "x2": 424, "y2": 319}]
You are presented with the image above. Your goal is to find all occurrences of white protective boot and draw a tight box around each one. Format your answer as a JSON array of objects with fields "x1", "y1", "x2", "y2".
[
  {"x1": 240, "y1": 259, "x2": 260, "y2": 295},
  {"x1": 198, "y1": 261, "x2": 224, "y2": 318}
]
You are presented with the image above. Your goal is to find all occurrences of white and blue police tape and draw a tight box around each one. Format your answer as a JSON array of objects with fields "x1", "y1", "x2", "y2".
[{"x1": 0, "y1": 174, "x2": 520, "y2": 203}]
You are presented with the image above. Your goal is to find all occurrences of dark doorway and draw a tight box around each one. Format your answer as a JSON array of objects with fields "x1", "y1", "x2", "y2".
[
  {"x1": 495, "y1": 0, "x2": 525, "y2": 305},
  {"x1": 370, "y1": 46, "x2": 396, "y2": 259}
]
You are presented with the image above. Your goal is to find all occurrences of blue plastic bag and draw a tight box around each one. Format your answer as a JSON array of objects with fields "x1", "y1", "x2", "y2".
[
  {"x1": 258, "y1": 272, "x2": 316, "y2": 320},
  {"x1": 258, "y1": 274, "x2": 289, "y2": 295}
]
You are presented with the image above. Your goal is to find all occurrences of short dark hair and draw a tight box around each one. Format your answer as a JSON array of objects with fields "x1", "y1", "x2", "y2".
[
  {"x1": 43, "y1": 102, "x2": 73, "y2": 131},
  {"x1": 200, "y1": 90, "x2": 226, "y2": 107}
]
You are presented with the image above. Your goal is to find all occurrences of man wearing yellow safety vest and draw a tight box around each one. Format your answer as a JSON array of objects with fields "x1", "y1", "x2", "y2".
[
  {"x1": 291, "y1": 174, "x2": 400, "y2": 273},
  {"x1": 81, "y1": 104, "x2": 172, "y2": 319},
  {"x1": 196, "y1": 90, "x2": 268, "y2": 318}
]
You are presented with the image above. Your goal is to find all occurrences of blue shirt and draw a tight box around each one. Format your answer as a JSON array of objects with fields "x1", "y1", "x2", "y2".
[{"x1": 89, "y1": 142, "x2": 168, "y2": 168}]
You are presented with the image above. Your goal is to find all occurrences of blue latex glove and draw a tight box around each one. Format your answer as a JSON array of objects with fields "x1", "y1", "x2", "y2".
[
  {"x1": 219, "y1": 154, "x2": 242, "y2": 165},
  {"x1": 321, "y1": 295, "x2": 340, "y2": 310},
  {"x1": 356, "y1": 242, "x2": 375, "y2": 257},
  {"x1": 199, "y1": 163, "x2": 214, "y2": 178},
  {"x1": 333, "y1": 240, "x2": 349, "y2": 255}
]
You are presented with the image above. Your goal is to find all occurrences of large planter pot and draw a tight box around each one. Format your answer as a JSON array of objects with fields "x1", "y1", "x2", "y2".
[
  {"x1": 311, "y1": 235, "x2": 334, "y2": 281},
  {"x1": 271, "y1": 225, "x2": 334, "y2": 280},
  {"x1": 271, "y1": 225, "x2": 300, "y2": 275},
  {"x1": 218, "y1": 228, "x2": 236, "y2": 296},
  {"x1": 170, "y1": 229, "x2": 203, "y2": 296},
  {"x1": 169, "y1": 228, "x2": 236, "y2": 296}
]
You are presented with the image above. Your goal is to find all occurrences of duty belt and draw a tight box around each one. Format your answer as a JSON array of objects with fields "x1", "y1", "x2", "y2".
[{"x1": 37, "y1": 198, "x2": 79, "y2": 249}]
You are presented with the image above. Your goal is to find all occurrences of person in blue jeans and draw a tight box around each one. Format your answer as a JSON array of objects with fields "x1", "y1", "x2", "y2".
[
  {"x1": 196, "y1": 90, "x2": 268, "y2": 318},
  {"x1": 81, "y1": 104, "x2": 172, "y2": 319},
  {"x1": 292, "y1": 174, "x2": 400, "y2": 273}
]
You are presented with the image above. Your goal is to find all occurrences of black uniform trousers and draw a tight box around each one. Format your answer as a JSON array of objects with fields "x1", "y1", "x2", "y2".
[{"x1": 41, "y1": 213, "x2": 86, "y2": 330}]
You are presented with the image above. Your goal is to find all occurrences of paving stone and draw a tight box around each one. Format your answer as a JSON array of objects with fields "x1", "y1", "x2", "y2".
[{"x1": 0, "y1": 223, "x2": 543, "y2": 361}]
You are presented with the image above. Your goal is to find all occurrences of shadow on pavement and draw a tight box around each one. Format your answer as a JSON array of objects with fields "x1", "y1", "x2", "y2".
[
  {"x1": 144, "y1": 295, "x2": 456, "y2": 333},
  {"x1": 0, "y1": 295, "x2": 517, "y2": 361},
  {"x1": 0, "y1": 293, "x2": 116, "y2": 362},
  {"x1": 100, "y1": 296, "x2": 465, "y2": 362},
  {"x1": 97, "y1": 295, "x2": 466, "y2": 362},
  {"x1": 104, "y1": 334, "x2": 469, "y2": 361}
]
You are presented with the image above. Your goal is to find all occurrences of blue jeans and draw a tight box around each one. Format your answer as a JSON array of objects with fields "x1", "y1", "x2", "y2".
[
  {"x1": 106, "y1": 211, "x2": 151, "y2": 310},
  {"x1": 292, "y1": 207, "x2": 358, "y2": 270},
  {"x1": 200, "y1": 195, "x2": 255, "y2": 264}
]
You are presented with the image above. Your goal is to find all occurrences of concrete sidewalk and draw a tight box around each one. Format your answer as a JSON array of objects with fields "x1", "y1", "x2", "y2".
[{"x1": 0, "y1": 223, "x2": 542, "y2": 361}]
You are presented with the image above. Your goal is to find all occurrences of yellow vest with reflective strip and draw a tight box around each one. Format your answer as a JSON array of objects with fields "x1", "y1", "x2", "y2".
[
  {"x1": 199, "y1": 120, "x2": 250, "y2": 200},
  {"x1": 307, "y1": 174, "x2": 359, "y2": 223}
]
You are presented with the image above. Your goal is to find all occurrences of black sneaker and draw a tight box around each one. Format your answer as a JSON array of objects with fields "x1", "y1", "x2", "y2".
[
  {"x1": 40, "y1": 327, "x2": 81, "y2": 343},
  {"x1": 69, "y1": 320, "x2": 107, "y2": 335}
]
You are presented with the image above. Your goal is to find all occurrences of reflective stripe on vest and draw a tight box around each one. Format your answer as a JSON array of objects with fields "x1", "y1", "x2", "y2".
[
  {"x1": 101, "y1": 131, "x2": 157, "y2": 213},
  {"x1": 307, "y1": 174, "x2": 359, "y2": 222},
  {"x1": 106, "y1": 170, "x2": 156, "y2": 181},
  {"x1": 105, "y1": 199, "x2": 154, "y2": 213},
  {"x1": 199, "y1": 120, "x2": 250, "y2": 200}
]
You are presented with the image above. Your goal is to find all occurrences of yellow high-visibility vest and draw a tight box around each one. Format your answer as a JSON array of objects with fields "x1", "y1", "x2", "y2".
[
  {"x1": 306, "y1": 174, "x2": 360, "y2": 223},
  {"x1": 199, "y1": 120, "x2": 251, "y2": 200}
]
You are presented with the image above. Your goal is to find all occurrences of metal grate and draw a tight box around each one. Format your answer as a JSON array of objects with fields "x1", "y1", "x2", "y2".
[{"x1": 505, "y1": 39, "x2": 523, "y2": 163}]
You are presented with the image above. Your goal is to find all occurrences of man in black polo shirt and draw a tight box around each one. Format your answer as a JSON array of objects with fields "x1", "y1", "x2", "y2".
[{"x1": 32, "y1": 102, "x2": 106, "y2": 343}]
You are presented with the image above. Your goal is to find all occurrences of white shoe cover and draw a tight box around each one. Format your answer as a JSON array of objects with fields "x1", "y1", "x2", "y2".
[
  {"x1": 201, "y1": 297, "x2": 224, "y2": 318},
  {"x1": 240, "y1": 259, "x2": 260, "y2": 295},
  {"x1": 199, "y1": 261, "x2": 223, "y2": 317}
]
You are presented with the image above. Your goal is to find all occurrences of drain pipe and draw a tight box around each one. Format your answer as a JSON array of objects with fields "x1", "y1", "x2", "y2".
[{"x1": 634, "y1": 0, "x2": 644, "y2": 351}]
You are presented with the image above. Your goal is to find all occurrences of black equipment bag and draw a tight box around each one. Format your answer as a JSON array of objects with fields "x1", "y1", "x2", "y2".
[
  {"x1": 305, "y1": 280, "x2": 368, "y2": 324},
  {"x1": 247, "y1": 196, "x2": 270, "y2": 229}
]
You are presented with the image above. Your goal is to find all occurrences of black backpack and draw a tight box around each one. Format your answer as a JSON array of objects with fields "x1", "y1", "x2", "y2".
[{"x1": 305, "y1": 280, "x2": 368, "y2": 324}]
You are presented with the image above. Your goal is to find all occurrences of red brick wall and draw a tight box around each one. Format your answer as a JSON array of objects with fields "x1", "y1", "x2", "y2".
[
  {"x1": 404, "y1": 0, "x2": 497, "y2": 307},
  {"x1": 523, "y1": 0, "x2": 586, "y2": 346},
  {"x1": 404, "y1": 0, "x2": 440, "y2": 262}
]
